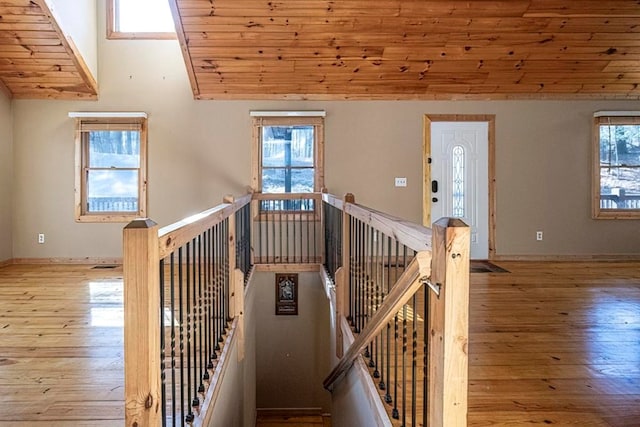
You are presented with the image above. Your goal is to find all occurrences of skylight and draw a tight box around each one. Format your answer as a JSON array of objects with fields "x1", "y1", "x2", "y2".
[{"x1": 112, "y1": 0, "x2": 175, "y2": 35}]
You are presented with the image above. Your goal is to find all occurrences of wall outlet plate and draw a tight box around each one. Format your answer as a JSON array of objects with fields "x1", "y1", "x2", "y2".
[
  {"x1": 395, "y1": 177, "x2": 407, "y2": 187},
  {"x1": 536, "y1": 231, "x2": 543, "y2": 241}
]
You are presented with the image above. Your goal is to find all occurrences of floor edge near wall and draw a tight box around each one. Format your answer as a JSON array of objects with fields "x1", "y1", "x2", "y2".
[
  {"x1": 491, "y1": 254, "x2": 640, "y2": 262},
  {"x1": 8, "y1": 257, "x2": 123, "y2": 265}
]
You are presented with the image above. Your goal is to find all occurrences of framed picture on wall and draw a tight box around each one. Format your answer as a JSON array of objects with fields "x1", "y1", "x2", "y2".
[{"x1": 275, "y1": 273, "x2": 298, "y2": 315}]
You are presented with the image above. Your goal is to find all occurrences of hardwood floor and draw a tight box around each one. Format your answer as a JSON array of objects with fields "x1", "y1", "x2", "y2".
[
  {"x1": 0, "y1": 264, "x2": 124, "y2": 426},
  {"x1": 468, "y1": 261, "x2": 640, "y2": 427},
  {"x1": 0, "y1": 261, "x2": 638, "y2": 426}
]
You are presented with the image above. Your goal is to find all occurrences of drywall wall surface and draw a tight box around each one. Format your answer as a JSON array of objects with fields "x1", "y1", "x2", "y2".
[
  {"x1": 10, "y1": 1, "x2": 640, "y2": 259},
  {"x1": 243, "y1": 272, "x2": 258, "y2": 427},
  {"x1": 253, "y1": 271, "x2": 332, "y2": 411},
  {"x1": 331, "y1": 356, "x2": 392, "y2": 427},
  {"x1": 0, "y1": 93, "x2": 12, "y2": 262},
  {"x1": 48, "y1": 0, "x2": 98, "y2": 81}
]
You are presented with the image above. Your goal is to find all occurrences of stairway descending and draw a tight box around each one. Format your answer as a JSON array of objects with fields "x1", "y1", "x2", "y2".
[{"x1": 256, "y1": 413, "x2": 331, "y2": 427}]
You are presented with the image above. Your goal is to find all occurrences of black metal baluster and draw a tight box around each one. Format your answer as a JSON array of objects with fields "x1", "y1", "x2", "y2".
[
  {"x1": 203, "y1": 230, "x2": 212, "y2": 381},
  {"x1": 348, "y1": 215, "x2": 354, "y2": 324},
  {"x1": 402, "y1": 302, "x2": 408, "y2": 427},
  {"x1": 385, "y1": 234, "x2": 392, "y2": 404},
  {"x1": 378, "y1": 232, "x2": 385, "y2": 391},
  {"x1": 170, "y1": 254, "x2": 177, "y2": 426},
  {"x1": 191, "y1": 239, "x2": 200, "y2": 410},
  {"x1": 159, "y1": 259, "x2": 167, "y2": 426},
  {"x1": 197, "y1": 235, "x2": 205, "y2": 395},
  {"x1": 412, "y1": 292, "x2": 417, "y2": 427},
  {"x1": 185, "y1": 242, "x2": 194, "y2": 423},
  {"x1": 178, "y1": 248, "x2": 185, "y2": 427},
  {"x1": 401, "y1": 245, "x2": 408, "y2": 427},
  {"x1": 392, "y1": 307, "x2": 399, "y2": 419},
  {"x1": 213, "y1": 223, "x2": 220, "y2": 356}
]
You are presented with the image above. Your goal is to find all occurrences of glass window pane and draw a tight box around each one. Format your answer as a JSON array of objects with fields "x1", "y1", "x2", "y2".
[
  {"x1": 599, "y1": 124, "x2": 640, "y2": 167},
  {"x1": 600, "y1": 167, "x2": 640, "y2": 209},
  {"x1": 87, "y1": 170, "x2": 139, "y2": 212},
  {"x1": 262, "y1": 168, "x2": 285, "y2": 193},
  {"x1": 262, "y1": 168, "x2": 314, "y2": 193},
  {"x1": 452, "y1": 145, "x2": 465, "y2": 218},
  {"x1": 262, "y1": 135, "x2": 285, "y2": 167},
  {"x1": 117, "y1": 0, "x2": 175, "y2": 33},
  {"x1": 291, "y1": 168, "x2": 314, "y2": 193},
  {"x1": 290, "y1": 127, "x2": 314, "y2": 166},
  {"x1": 89, "y1": 131, "x2": 140, "y2": 168},
  {"x1": 262, "y1": 126, "x2": 314, "y2": 167}
]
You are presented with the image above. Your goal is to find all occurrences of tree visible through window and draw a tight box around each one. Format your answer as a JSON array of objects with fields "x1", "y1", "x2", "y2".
[
  {"x1": 75, "y1": 117, "x2": 148, "y2": 222},
  {"x1": 593, "y1": 115, "x2": 640, "y2": 219},
  {"x1": 252, "y1": 115, "x2": 324, "y2": 211}
]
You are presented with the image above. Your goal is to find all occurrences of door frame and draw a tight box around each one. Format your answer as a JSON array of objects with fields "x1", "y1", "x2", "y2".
[{"x1": 423, "y1": 114, "x2": 497, "y2": 259}]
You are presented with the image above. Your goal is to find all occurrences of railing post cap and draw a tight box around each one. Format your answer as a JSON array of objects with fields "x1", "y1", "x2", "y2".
[
  {"x1": 344, "y1": 193, "x2": 355, "y2": 203},
  {"x1": 124, "y1": 218, "x2": 157, "y2": 229},
  {"x1": 434, "y1": 217, "x2": 468, "y2": 228}
]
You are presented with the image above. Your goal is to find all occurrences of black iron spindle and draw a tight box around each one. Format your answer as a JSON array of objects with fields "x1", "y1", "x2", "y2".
[
  {"x1": 170, "y1": 254, "x2": 177, "y2": 425},
  {"x1": 185, "y1": 242, "x2": 194, "y2": 423},
  {"x1": 178, "y1": 248, "x2": 185, "y2": 426},
  {"x1": 159, "y1": 259, "x2": 167, "y2": 426}
]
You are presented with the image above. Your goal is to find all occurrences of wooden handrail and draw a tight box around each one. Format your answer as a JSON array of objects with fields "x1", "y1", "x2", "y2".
[
  {"x1": 321, "y1": 192, "x2": 432, "y2": 253},
  {"x1": 343, "y1": 202, "x2": 432, "y2": 253},
  {"x1": 323, "y1": 251, "x2": 432, "y2": 391},
  {"x1": 157, "y1": 193, "x2": 251, "y2": 259},
  {"x1": 321, "y1": 192, "x2": 344, "y2": 210}
]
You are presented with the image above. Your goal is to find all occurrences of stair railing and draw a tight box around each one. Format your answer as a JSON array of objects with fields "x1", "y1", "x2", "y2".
[
  {"x1": 123, "y1": 193, "x2": 251, "y2": 427},
  {"x1": 322, "y1": 192, "x2": 470, "y2": 427}
]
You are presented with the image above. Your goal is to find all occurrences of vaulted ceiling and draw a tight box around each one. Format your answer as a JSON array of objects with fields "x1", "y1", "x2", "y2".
[
  {"x1": 0, "y1": 0, "x2": 97, "y2": 99},
  {"x1": 169, "y1": 0, "x2": 640, "y2": 100},
  {"x1": 1, "y1": 1, "x2": 639, "y2": 101}
]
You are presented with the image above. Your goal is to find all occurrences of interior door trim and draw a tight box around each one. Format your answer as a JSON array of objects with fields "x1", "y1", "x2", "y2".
[{"x1": 423, "y1": 114, "x2": 497, "y2": 260}]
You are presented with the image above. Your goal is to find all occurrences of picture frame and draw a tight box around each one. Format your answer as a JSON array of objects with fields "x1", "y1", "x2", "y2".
[{"x1": 275, "y1": 273, "x2": 298, "y2": 315}]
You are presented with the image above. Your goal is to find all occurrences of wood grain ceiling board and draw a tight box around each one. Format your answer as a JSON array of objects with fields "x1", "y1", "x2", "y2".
[
  {"x1": 0, "y1": 0, "x2": 97, "y2": 100},
  {"x1": 169, "y1": 0, "x2": 640, "y2": 100}
]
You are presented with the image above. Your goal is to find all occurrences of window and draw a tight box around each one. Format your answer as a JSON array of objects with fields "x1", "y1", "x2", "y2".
[
  {"x1": 593, "y1": 114, "x2": 640, "y2": 219},
  {"x1": 107, "y1": 0, "x2": 176, "y2": 40},
  {"x1": 251, "y1": 115, "x2": 324, "y2": 211},
  {"x1": 74, "y1": 115, "x2": 148, "y2": 222}
]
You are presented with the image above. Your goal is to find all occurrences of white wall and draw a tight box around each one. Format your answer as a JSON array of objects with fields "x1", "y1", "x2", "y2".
[
  {"x1": 0, "y1": 92, "x2": 12, "y2": 262},
  {"x1": 48, "y1": 0, "x2": 98, "y2": 81}
]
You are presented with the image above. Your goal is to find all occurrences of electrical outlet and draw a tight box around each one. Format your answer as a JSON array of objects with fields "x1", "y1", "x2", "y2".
[
  {"x1": 38, "y1": 233, "x2": 45, "y2": 244},
  {"x1": 395, "y1": 177, "x2": 407, "y2": 187},
  {"x1": 536, "y1": 231, "x2": 543, "y2": 241}
]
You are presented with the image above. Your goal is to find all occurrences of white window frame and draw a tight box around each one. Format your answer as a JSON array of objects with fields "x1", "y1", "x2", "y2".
[{"x1": 74, "y1": 116, "x2": 148, "y2": 223}]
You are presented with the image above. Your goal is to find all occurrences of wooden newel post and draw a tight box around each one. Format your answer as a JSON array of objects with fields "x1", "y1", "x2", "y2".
[
  {"x1": 123, "y1": 219, "x2": 161, "y2": 427},
  {"x1": 224, "y1": 196, "x2": 246, "y2": 362},
  {"x1": 428, "y1": 217, "x2": 470, "y2": 427},
  {"x1": 335, "y1": 193, "x2": 355, "y2": 357}
]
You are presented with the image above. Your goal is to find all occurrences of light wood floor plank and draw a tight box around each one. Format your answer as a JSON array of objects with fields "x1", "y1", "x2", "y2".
[{"x1": 1, "y1": 261, "x2": 639, "y2": 426}]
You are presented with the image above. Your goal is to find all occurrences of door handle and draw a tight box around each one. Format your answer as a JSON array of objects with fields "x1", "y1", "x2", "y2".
[{"x1": 432, "y1": 180, "x2": 438, "y2": 193}]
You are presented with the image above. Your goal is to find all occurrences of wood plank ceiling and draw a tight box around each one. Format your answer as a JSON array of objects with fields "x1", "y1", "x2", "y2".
[
  {"x1": 169, "y1": 0, "x2": 640, "y2": 100},
  {"x1": 0, "y1": 0, "x2": 97, "y2": 99}
]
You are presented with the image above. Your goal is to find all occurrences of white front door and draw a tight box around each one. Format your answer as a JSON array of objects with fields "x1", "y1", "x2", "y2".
[{"x1": 430, "y1": 121, "x2": 489, "y2": 259}]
